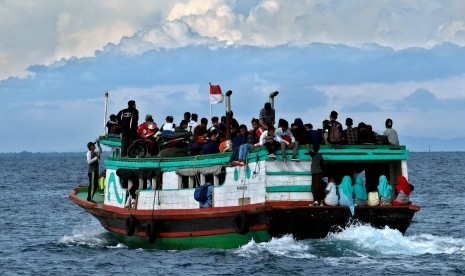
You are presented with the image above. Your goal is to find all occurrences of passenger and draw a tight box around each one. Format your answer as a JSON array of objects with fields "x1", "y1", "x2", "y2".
[
  {"x1": 159, "y1": 115, "x2": 176, "y2": 134},
  {"x1": 353, "y1": 169, "x2": 368, "y2": 206},
  {"x1": 182, "y1": 112, "x2": 191, "y2": 126},
  {"x1": 188, "y1": 113, "x2": 199, "y2": 132},
  {"x1": 384, "y1": 118, "x2": 400, "y2": 145},
  {"x1": 86, "y1": 141, "x2": 101, "y2": 202},
  {"x1": 106, "y1": 114, "x2": 121, "y2": 135},
  {"x1": 358, "y1": 122, "x2": 375, "y2": 144},
  {"x1": 117, "y1": 100, "x2": 139, "y2": 157},
  {"x1": 343, "y1": 118, "x2": 359, "y2": 145},
  {"x1": 393, "y1": 176, "x2": 413, "y2": 206},
  {"x1": 137, "y1": 114, "x2": 158, "y2": 137},
  {"x1": 276, "y1": 119, "x2": 300, "y2": 162},
  {"x1": 321, "y1": 120, "x2": 330, "y2": 145},
  {"x1": 258, "y1": 125, "x2": 280, "y2": 159},
  {"x1": 324, "y1": 111, "x2": 343, "y2": 144},
  {"x1": 208, "y1": 116, "x2": 220, "y2": 133},
  {"x1": 324, "y1": 176, "x2": 339, "y2": 206},
  {"x1": 291, "y1": 118, "x2": 307, "y2": 146},
  {"x1": 378, "y1": 175, "x2": 393, "y2": 206},
  {"x1": 338, "y1": 175, "x2": 356, "y2": 215},
  {"x1": 234, "y1": 118, "x2": 261, "y2": 166},
  {"x1": 229, "y1": 124, "x2": 248, "y2": 164},
  {"x1": 259, "y1": 102, "x2": 275, "y2": 130},
  {"x1": 305, "y1": 123, "x2": 321, "y2": 151},
  {"x1": 175, "y1": 120, "x2": 189, "y2": 133},
  {"x1": 204, "y1": 131, "x2": 220, "y2": 154},
  {"x1": 230, "y1": 115, "x2": 240, "y2": 141},
  {"x1": 192, "y1": 118, "x2": 208, "y2": 155},
  {"x1": 309, "y1": 144, "x2": 325, "y2": 206}
]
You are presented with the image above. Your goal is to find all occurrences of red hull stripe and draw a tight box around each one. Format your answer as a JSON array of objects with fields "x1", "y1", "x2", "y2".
[{"x1": 106, "y1": 224, "x2": 268, "y2": 238}]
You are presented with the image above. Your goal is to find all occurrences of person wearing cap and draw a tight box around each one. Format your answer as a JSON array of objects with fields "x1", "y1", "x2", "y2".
[
  {"x1": 383, "y1": 118, "x2": 399, "y2": 145},
  {"x1": 86, "y1": 141, "x2": 101, "y2": 202},
  {"x1": 117, "y1": 100, "x2": 139, "y2": 157}
]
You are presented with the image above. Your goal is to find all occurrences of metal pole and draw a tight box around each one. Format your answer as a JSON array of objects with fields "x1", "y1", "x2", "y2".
[
  {"x1": 225, "y1": 90, "x2": 233, "y2": 140},
  {"x1": 268, "y1": 91, "x2": 279, "y2": 109},
  {"x1": 103, "y1": 92, "x2": 109, "y2": 135}
]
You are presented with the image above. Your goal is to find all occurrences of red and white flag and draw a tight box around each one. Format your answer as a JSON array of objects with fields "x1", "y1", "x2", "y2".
[{"x1": 209, "y1": 83, "x2": 224, "y2": 104}]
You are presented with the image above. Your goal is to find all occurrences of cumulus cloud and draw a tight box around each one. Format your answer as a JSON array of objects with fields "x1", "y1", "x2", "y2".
[{"x1": 3, "y1": 0, "x2": 465, "y2": 79}]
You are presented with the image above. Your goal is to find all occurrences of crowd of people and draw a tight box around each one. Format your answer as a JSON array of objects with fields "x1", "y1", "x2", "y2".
[{"x1": 104, "y1": 100, "x2": 400, "y2": 161}]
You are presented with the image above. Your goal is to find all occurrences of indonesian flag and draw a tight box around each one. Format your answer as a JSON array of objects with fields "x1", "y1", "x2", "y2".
[{"x1": 209, "y1": 83, "x2": 224, "y2": 104}]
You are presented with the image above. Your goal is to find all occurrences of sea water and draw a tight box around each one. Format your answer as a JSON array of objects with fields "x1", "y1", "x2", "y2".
[{"x1": 0, "y1": 152, "x2": 464, "y2": 275}]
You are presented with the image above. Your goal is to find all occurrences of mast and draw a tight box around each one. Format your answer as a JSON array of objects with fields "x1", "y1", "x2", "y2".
[
  {"x1": 225, "y1": 90, "x2": 233, "y2": 141},
  {"x1": 103, "y1": 91, "x2": 109, "y2": 135}
]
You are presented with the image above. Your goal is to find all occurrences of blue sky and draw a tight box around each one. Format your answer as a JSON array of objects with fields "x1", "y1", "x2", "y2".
[{"x1": 1, "y1": 0, "x2": 465, "y2": 152}]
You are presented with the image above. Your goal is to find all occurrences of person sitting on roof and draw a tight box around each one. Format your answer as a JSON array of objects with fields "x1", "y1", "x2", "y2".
[
  {"x1": 138, "y1": 114, "x2": 158, "y2": 137},
  {"x1": 229, "y1": 124, "x2": 248, "y2": 165},
  {"x1": 384, "y1": 118, "x2": 399, "y2": 145},
  {"x1": 378, "y1": 175, "x2": 393, "y2": 206},
  {"x1": 175, "y1": 120, "x2": 189, "y2": 133},
  {"x1": 291, "y1": 118, "x2": 308, "y2": 146},
  {"x1": 276, "y1": 119, "x2": 300, "y2": 162},
  {"x1": 157, "y1": 115, "x2": 176, "y2": 135},
  {"x1": 188, "y1": 113, "x2": 198, "y2": 132},
  {"x1": 393, "y1": 176, "x2": 413, "y2": 206},
  {"x1": 358, "y1": 122, "x2": 375, "y2": 144},
  {"x1": 258, "y1": 125, "x2": 280, "y2": 159},
  {"x1": 324, "y1": 111, "x2": 343, "y2": 144},
  {"x1": 106, "y1": 114, "x2": 121, "y2": 135},
  {"x1": 233, "y1": 118, "x2": 261, "y2": 166},
  {"x1": 343, "y1": 118, "x2": 358, "y2": 145},
  {"x1": 204, "y1": 130, "x2": 220, "y2": 155}
]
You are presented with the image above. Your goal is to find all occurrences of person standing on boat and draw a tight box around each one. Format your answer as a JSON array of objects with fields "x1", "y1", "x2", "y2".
[
  {"x1": 383, "y1": 118, "x2": 399, "y2": 145},
  {"x1": 259, "y1": 102, "x2": 275, "y2": 130},
  {"x1": 310, "y1": 144, "x2": 325, "y2": 206},
  {"x1": 117, "y1": 100, "x2": 139, "y2": 157},
  {"x1": 86, "y1": 142, "x2": 100, "y2": 203}
]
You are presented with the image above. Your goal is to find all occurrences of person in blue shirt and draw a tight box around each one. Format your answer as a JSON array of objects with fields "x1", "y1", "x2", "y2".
[{"x1": 204, "y1": 131, "x2": 220, "y2": 154}]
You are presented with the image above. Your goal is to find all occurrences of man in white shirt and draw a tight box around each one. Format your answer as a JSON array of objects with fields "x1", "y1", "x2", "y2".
[{"x1": 383, "y1": 118, "x2": 399, "y2": 145}]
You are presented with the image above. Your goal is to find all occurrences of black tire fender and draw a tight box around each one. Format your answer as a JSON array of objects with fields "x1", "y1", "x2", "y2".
[
  {"x1": 145, "y1": 219, "x2": 158, "y2": 243},
  {"x1": 126, "y1": 215, "x2": 136, "y2": 236},
  {"x1": 234, "y1": 212, "x2": 249, "y2": 235}
]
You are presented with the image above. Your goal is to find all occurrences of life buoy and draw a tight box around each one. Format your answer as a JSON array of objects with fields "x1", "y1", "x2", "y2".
[
  {"x1": 145, "y1": 220, "x2": 157, "y2": 243},
  {"x1": 126, "y1": 215, "x2": 136, "y2": 236},
  {"x1": 234, "y1": 212, "x2": 249, "y2": 235}
]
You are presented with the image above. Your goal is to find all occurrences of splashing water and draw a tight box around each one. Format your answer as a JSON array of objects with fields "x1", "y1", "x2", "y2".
[{"x1": 235, "y1": 235, "x2": 316, "y2": 259}]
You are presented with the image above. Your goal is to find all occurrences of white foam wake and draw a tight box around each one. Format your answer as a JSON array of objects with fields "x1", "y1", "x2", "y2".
[
  {"x1": 58, "y1": 220, "x2": 111, "y2": 248},
  {"x1": 235, "y1": 235, "x2": 316, "y2": 259},
  {"x1": 328, "y1": 223, "x2": 465, "y2": 256}
]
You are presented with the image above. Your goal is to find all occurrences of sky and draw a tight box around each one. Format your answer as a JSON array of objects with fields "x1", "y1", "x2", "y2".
[{"x1": 1, "y1": 0, "x2": 465, "y2": 152}]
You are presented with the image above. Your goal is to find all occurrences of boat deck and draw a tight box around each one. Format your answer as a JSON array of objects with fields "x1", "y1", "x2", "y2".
[{"x1": 75, "y1": 186, "x2": 105, "y2": 204}]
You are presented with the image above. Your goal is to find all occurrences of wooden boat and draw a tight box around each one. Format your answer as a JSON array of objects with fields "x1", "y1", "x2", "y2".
[{"x1": 69, "y1": 138, "x2": 420, "y2": 249}]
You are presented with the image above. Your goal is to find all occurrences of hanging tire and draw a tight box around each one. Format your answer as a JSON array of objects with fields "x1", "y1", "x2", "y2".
[
  {"x1": 126, "y1": 215, "x2": 136, "y2": 236},
  {"x1": 127, "y1": 140, "x2": 148, "y2": 158},
  {"x1": 145, "y1": 220, "x2": 158, "y2": 243},
  {"x1": 234, "y1": 212, "x2": 249, "y2": 235}
]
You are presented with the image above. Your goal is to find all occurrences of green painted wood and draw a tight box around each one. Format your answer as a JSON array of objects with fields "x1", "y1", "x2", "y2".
[
  {"x1": 112, "y1": 229, "x2": 271, "y2": 250},
  {"x1": 266, "y1": 185, "x2": 311, "y2": 193}
]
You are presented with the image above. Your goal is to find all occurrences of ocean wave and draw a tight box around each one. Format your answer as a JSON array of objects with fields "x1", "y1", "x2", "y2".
[
  {"x1": 328, "y1": 223, "x2": 465, "y2": 256},
  {"x1": 234, "y1": 235, "x2": 316, "y2": 259},
  {"x1": 57, "y1": 221, "x2": 109, "y2": 248}
]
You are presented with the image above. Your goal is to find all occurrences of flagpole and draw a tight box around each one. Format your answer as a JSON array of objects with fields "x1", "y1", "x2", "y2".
[{"x1": 103, "y1": 91, "x2": 109, "y2": 135}]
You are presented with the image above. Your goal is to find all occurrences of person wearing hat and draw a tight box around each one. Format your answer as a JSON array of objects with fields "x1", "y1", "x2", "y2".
[
  {"x1": 383, "y1": 118, "x2": 399, "y2": 145},
  {"x1": 117, "y1": 100, "x2": 139, "y2": 157},
  {"x1": 86, "y1": 141, "x2": 101, "y2": 203}
]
